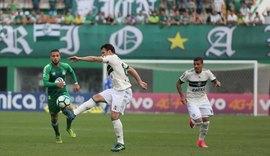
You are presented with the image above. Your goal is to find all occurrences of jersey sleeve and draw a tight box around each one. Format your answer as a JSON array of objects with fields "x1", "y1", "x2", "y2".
[
  {"x1": 64, "y1": 63, "x2": 78, "y2": 84},
  {"x1": 179, "y1": 70, "x2": 188, "y2": 83},
  {"x1": 207, "y1": 69, "x2": 216, "y2": 81},
  {"x1": 122, "y1": 61, "x2": 129, "y2": 69},
  {"x1": 102, "y1": 55, "x2": 110, "y2": 63},
  {"x1": 42, "y1": 64, "x2": 57, "y2": 88}
]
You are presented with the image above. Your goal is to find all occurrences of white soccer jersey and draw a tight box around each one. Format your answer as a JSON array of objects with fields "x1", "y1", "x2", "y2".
[
  {"x1": 102, "y1": 54, "x2": 131, "y2": 91},
  {"x1": 179, "y1": 68, "x2": 216, "y2": 101}
]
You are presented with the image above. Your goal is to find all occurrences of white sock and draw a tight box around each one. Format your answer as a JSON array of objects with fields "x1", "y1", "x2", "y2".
[
  {"x1": 199, "y1": 121, "x2": 210, "y2": 140},
  {"x1": 74, "y1": 98, "x2": 96, "y2": 115},
  {"x1": 112, "y1": 119, "x2": 124, "y2": 145}
]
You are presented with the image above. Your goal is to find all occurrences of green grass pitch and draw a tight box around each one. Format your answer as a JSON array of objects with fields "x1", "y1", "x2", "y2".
[{"x1": 0, "y1": 112, "x2": 269, "y2": 156}]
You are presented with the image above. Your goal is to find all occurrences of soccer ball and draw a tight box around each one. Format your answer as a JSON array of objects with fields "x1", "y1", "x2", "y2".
[
  {"x1": 55, "y1": 77, "x2": 66, "y2": 85},
  {"x1": 56, "y1": 95, "x2": 71, "y2": 109}
]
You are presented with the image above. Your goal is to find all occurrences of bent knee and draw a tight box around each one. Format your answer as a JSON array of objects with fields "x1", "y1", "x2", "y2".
[
  {"x1": 193, "y1": 118, "x2": 203, "y2": 126},
  {"x1": 92, "y1": 94, "x2": 105, "y2": 102},
  {"x1": 111, "y1": 111, "x2": 121, "y2": 120}
]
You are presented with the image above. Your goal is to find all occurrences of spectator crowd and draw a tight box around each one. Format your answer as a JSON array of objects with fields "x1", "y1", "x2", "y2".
[{"x1": 0, "y1": 0, "x2": 270, "y2": 26}]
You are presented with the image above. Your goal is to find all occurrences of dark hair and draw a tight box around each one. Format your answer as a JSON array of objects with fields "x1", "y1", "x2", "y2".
[
  {"x1": 100, "y1": 43, "x2": 115, "y2": 53},
  {"x1": 50, "y1": 49, "x2": 60, "y2": 53},
  {"x1": 193, "y1": 57, "x2": 203, "y2": 64}
]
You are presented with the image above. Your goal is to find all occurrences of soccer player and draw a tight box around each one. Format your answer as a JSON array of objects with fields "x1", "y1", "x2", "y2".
[
  {"x1": 43, "y1": 49, "x2": 80, "y2": 143},
  {"x1": 176, "y1": 57, "x2": 221, "y2": 148},
  {"x1": 68, "y1": 43, "x2": 148, "y2": 152}
]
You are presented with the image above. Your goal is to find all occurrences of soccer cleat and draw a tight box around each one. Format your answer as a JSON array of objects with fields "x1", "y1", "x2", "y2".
[
  {"x1": 197, "y1": 140, "x2": 208, "y2": 148},
  {"x1": 66, "y1": 128, "x2": 76, "y2": 138},
  {"x1": 55, "y1": 135, "x2": 63, "y2": 144},
  {"x1": 189, "y1": 117, "x2": 195, "y2": 128},
  {"x1": 62, "y1": 107, "x2": 76, "y2": 120},
  {"x1": 111, "y1": 143, "x2": 126, "y2": 152}
]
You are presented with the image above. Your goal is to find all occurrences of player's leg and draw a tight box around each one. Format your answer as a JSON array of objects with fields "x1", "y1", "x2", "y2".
[
  {"x1": 187, "y1": 104, "x2": 203, "y2": 128},
  {"x1": 66, "y1": 110, "x2": 76, "y2": 138},
  {"x1": 95, "y1": 101, "x2": 110, "y2": 114},
  {"x1": 111, "y1": 111, "x2": 126, "y2": 152},
  {"x1": 48, "y1": 98, "x2": 62, "y2": 143},
  {"x1": 95, "y1": 89, "x2": 126, "y2": 151},
  {"x1": 197, "y1": 105, "x2": 213, "y2": 148},
  {"x1": 72, "y1": 89, "x2": 113, "y2": 116},
  {"x1": 53, "y1": 93, "x2": 76, "y2": 137},
  {"x1": 50, "y1": 114, "x2": 62, "y2": 143},
  {"x1": 110, "y1": 88, "x2": 132, "y2": 152},
  {"x1": 50, "y1": 114, "x2": 60, "y2": 135},
  {"x1": 62, "y1": 96, "x2": 99, "y2": 120},
  {"x1": 196, "y1": 116, "x2": 210, "y2": 148},
  {"x1": 59, "y1": 93, "x2": 76, "y2": 120},
  {"x1": 72, "y1": 98, "x2": 96, "y2": 115}
]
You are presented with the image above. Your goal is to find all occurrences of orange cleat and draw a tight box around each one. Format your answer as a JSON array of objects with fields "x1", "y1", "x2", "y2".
[
  {"x1": 189, "y1": 118, "x2": 195, "y2": 128},
  {"x1": 197, "y1": 140, "x2": 208, "y2": 148}
]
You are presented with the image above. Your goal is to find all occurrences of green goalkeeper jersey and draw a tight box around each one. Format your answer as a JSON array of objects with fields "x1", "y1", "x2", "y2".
[{"x1": 42, "y1": 62, "x2": 78, "y2": 96}]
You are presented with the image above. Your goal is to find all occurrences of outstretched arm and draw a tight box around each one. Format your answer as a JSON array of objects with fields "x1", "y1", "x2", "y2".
[
  {"x1": 69, "y1": 56, "x2": 103, "y2": 63},
  {"x1": 128, "y1": 67, "x2": 147, "y2": 90}
]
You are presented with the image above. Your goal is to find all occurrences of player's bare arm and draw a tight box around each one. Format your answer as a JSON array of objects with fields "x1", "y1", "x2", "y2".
[
  {"x1": 176, "y1": 79, "x2": 187, "y2": 105},
  {"x1": 128, "y1": 67, "x2": 148, "y2": 90},
  {"x1": 67, "y1": 66, "x2": 81, "y2": 92},
  {"x1": 69, "y1": 56, "x2": 103, "y2": 62}
]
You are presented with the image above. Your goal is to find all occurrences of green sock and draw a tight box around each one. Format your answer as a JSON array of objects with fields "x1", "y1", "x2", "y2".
[
  {"x1": 51, "y1": 122, "x2": 60, "y2": 136},
  {"x1": 66, "y1": 118, "x2": 72, "y2": 130}
]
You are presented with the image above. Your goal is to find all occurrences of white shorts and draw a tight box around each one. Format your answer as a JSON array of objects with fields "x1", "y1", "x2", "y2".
[
  {"x1": 187, "y1": 99, "x2": 214, "y2": 120},
  {"x1": 99, "y1": 88, "x2": 132, "y2": 115}
]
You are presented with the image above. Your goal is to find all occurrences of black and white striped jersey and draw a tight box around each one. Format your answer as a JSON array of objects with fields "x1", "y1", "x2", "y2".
[
  {"x1": 179, "y1": 68, "x2": 216, "y2": 99},
  {"x1": 102, "y1": 54, "x2": 131, "y2": 91}
]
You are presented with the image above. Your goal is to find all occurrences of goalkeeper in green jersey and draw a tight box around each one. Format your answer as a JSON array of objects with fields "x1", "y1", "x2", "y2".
[{"x1": 43, "y1": 49, "x2": 80, "y2": 143}]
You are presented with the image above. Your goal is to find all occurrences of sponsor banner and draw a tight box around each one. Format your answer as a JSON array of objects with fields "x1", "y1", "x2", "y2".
[
  {"x1": 0, "y1": 92, "x2": 94, "y2": 112},
  {"x1": 128, "y1": 93, "x2": 270, "y2": 115},
  {"x1": 0, "y1": 92, "x2": 46, "y2": 111},
  {"x1": 210, "y1": 93, "x2": 253, "y2": 114},
  {"x1": 1, "y1": 92, "x2": 270, "y2": 115},
  {"x1": 127, "y1": 93, "x2": 186, "y2": 113}
]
